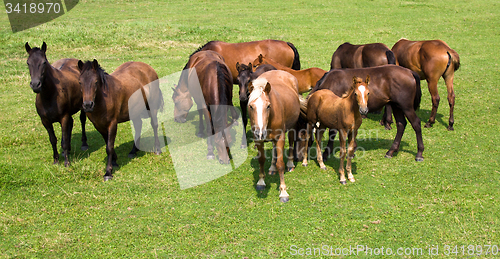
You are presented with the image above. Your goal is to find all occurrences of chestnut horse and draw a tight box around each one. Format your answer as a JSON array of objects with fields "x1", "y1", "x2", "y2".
[
  {"x1": 301, "y1": 76, "x2": 370, "y2": 184},
  {"x1": 192, "y1": 40, "x2": 300, "y2": 84},
  {"x1": 247, "y1": 70, "x2": 300, "y2": 202},
  {"x1": 392, "y1": 39, "x2": 460, "y2": 130},
  {"x1": 253, "y1": 54, "x2": 326, "y2": 94},
  {"x1": 25, "y1": 42, "x2": 88, "y2": 166},
  {"x1": 172, "y1": 50, "x2": 235, "y2": 163},
  {"x1": 305, "y1": 65, "x2": 424, "y2": 162},
  {"x1": 235, "y1": 62, "x2": 276, "y2": 147},
  {"x1": 330, "y1": 42, "x2": 397, "y2": 130},
  {"x1": 78, "y1": 60, "x2": 163, "y2": 180}
]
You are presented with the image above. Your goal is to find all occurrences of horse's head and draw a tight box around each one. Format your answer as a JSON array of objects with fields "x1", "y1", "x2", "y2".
[
  {"x1": 252, "y1": 54, "x2": 265, "y2": 69},
  {"x1": 353, "y1": 76, "x2": 370, "y2": 115},
  {"x1": 172, "y1": 85, "x2": 193, "y2": 123},
  {"x1": 248, "y1": 77, "x2": 272, "y2": 141},
  {"x1": 78, "y1": 59, "x2": 106, "y2": 112},
  {"x1": 236, "y1": 62, "x2": 253, "y2": 102},
  {"x1": 25, "y1": 42, "x2": 48, "y2": 93}
]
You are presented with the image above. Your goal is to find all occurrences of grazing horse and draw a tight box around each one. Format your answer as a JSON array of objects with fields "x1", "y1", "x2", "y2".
[
  {"x1": 392, "y1": 39, "x2": 460, "y2": 130},
  {"x1": 301, "y1": 76, "x2": 370, "y2": 184},
  {"x1": 172, "y1": 50, "x2": 235, "y2": 163},
  {"x1": 78, "y1": 60, "x2": 163, "y2": 180},
  {"x1": 235, "y1": 62, "x2": 276, "y2": 147},
  {"x1": 305, "y1": 65, "x2": 424, "y2": 162},
  {"x1": 25, "y1": 42, "x2": 88, "y2": 166},
  {"x1": 192, "y1": 40, "x2": 301, "y2": 84},
  {"x1": 253, "y1": 54, "x2": 326, "y2": 94},
  {"x1": 247, "y1": 70, "x2": 300, "y2": 202},
  {"x1": 330, "y1": 42, "x2": 397, "y2": 130}
]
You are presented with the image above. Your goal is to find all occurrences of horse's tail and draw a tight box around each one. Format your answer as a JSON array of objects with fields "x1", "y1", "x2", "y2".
[
  {"x1": 386, "y1": 50, "x2": 397, "y2": 65},
  {"x1": 447, "y1": 49, "x2": 461, "y2": 72},
  {"x1": 298, "y1": 95, "x2": 308, "y2": 119},
  {"x1": 411, "y1": 71, "x2": 422, "y2": 111},
  {"x1": 287, "y1": 42, "x2": 301, "y2": 70},
  {"x1": 214, "y1": 61, "x2": 233, "y2": 137}
]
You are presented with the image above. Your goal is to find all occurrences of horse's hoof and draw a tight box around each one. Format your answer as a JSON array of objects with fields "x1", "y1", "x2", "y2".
[
  {"x1": 81, "y1": 145, "x2": 89, "y2": 151},
  {"x1": 385, "y1": 125, "x2": 392, "y2": 130},
  {"x1": 103, "y1": 175, "x2": 113, "y2": 181},
  {"x1": 301, "y1": 163, "x2": 308, "y2": 167},
  {"x1": 424, "y1": 122, "x2": 433, "y2": 128},
  {"x1": 240, "y1": 144, "x2": 247, "y2": 149},
  {"x1": 348, "y1": 178, "x2": 356, "y2": 183},
  {"x1": 64, "y1": 162, "x2": 70, "y2": 167},
  {"x1": 219, "y1": 159, "x2": 230, "y2": 165},
  {"x1": 155, "y1": 151, "x2": 161, "y2": 155},
  {"x1": 256, "y1": 185, "x2": 266, "y2": 191},
  {"x1": 287, "y1": 167, "x2": 295, "y2": 172},
  {"x1": 268, "y1": 171, "x2": 276, "y2": 175},
  {"x1": 415, "y1": 157, "x2": 424, "y2": 162},
  {"x1": 340, "y1": 180, "x2": 347, "y2": 185},
  {"x1": 447, "y1": 126, "x2": 454, "y2": 131},
  {"x1": 232, "y1": 120, "x2": 239, "y2": 126},
  {"x1": 384, "y1": 154, "x2": 392, "y2": 159},
  {"x1": 128, "y1": 153, "x2": 136, "y2": 159},
  {"x1": 320, "y1": 166, "x2": 327, "y2": 170},
  {"x1": 280, "y1": 197, "x2": 289, "y2": 203},
  {"x1": 207, "y1": 155, "x2": 215, "y2": 160}
]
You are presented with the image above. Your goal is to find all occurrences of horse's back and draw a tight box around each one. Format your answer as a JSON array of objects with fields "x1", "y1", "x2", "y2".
[
  {"x1": 259, "y1": 70, "x2": 299, "y2": 94},
  {"x1": 113, "y1": 61, "x2": 158, "y2": 87}
]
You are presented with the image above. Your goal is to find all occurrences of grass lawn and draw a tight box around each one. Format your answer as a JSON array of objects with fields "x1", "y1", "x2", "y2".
[{"x1": 1, "y1": 0, "x2": 500, "y2": 257}]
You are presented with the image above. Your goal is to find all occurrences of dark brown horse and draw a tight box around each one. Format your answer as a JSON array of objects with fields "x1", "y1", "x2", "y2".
[
  {"x1": 172, "y1": 50, "x2": 235, "y2": 163},
  {"x1": 78, "y1": 60, "x2": 163, "y2": 180},
  {"x1": 392, "y1": 39, "x2": 460, "y2": 130},
  {"x1": 253, "y1": 54, "x2": 326, "y2": 94},
  {"x1": 247, "y1": 70, "x2": 300, "y2": 202},
  {"x1": 305, "y1": 65, "x2": 424, "y2": 162},
  {"x1": 25, "y1": 42, "x2": 88, "y2": 166},
  {"x1": 192, "y1": 40, "x2": 300, "y2": 83},
  {"x1": 301, "y1": 76, "x2": 370, "y2": 184},
  {"x1": 235, "y1": 62, "x2": 276, "y2": 148},
  {"x1": 331, "y1": 42, "x2": 397, "y2": 130}
]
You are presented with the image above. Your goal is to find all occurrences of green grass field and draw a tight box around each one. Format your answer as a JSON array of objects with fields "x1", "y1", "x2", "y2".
[{"x1": 1, "y1": 0, "x2": 500, "y2": 257}]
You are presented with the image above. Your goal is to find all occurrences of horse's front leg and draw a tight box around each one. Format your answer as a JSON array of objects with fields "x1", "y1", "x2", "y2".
[
  {"x1": 197, "y1": 109, "x2": 205, "y2": 138},
  {"x1": 104, "y1": 122, "x2": 118, "y2": 181},
  {"x1": 301, "y1": 123, "x2": 312, "y2": 167},
  {"x1": 338, "y1": 129, "x2": 347, "y2": 185},
  {"x1": 275, "y1": 135, "x2": 289, "y2": 203},
  {"x1": 286, "y1": 130, "x2": 295, "y2": 172},
  {"x1": 255, "y1": 141, "x2": 266, "y2": 190},
  {"x1": 80, "y1": 110, "x2": 89, "y2": 151},
  {"x1": 149, "y1": 109, "x2": 162, "y2": 155},
  {"x1": 41, "y1": 119, "x2": 59, "y2": 164},
  {"x1": 240, "y1": 100, "x2": 248, "y2": 148},
  {"x1": 268, "y1": 144, "x2": 277, "y2": 175},
  {"x1": 60, "y1": 114, "x2": 73, "y2": 167},
  {"x1": 346, "y1": 129, "x2": 358, "y2": 183}
]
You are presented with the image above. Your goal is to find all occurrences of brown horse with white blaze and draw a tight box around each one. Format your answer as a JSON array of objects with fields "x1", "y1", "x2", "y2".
[
  {"x1": 247, "y1": 70, "x2": 300, "y2": 202},
  {"x1": 301, "y1": 76, "x2": 370, "y2": 184},
  {"x1": 193, "y1": 40, "x2": 301, "y2": 84},
  {"x1": 392, "y1": 39, "x2": 460, "y2": 130},
  {"x1": 78, "y1": 59, "x2": 163, "y2": 181},
  {"x1": 25, "y1": 42, "x2": 88, "y2": 166},
  {"x1": 253, "y1": 54, "x2": 326, "y2": 94}
]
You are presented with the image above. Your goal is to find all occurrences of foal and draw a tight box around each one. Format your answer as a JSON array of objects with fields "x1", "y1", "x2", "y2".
[
  {"x1": 301, "y1": 76, "x2": 370, "y2": 184},
  {"x1": 25, "y1": 42, "x2": 88, "y2": 166}
]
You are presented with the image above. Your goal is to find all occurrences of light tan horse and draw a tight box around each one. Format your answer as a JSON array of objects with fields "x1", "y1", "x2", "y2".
[
  {"x1": 253, "y1": 54, "x2": 326, "y2": 94},
  {"x1": 392, "y1": 39, "x2": 460, "y2": 130},
  {"x1": 247, "y1": 70, "x2": 300, "y2": 202},
  {"x1": 301, "y1": 76, "x2": 370, "y2": 184}
]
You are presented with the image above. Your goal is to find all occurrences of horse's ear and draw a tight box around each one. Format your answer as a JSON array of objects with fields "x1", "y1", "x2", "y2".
[
  {"x1": 352, "y1": 76, "x2": 358, "y2": 84},
  {"x1": 78, "y1": 60, "x2": 84, "y2": 71},
  {"x1": 248, "y1": 63, "x2": 254, "y2": 72},
  {"x1": 41, "y1": 42, "x2": 47, "y2": 52},
  {"x1": 92, "y1": 59, "x2": 98, "y2": 69},
  {"x1": 236, "y1": 62, "x2": 240, "y2": 71},
  {"x1": 258, "y1": 54, "x2": 263, "y2": 62},
  {"x1": 365, "y1": 75, "x2": 370, "y2": 85},
  {"x1": 25, "y1": 42, "x2": 31, "y2": 53},
  {"x1": 264, "y1": 82, "x2": 271, "y2": 94}
]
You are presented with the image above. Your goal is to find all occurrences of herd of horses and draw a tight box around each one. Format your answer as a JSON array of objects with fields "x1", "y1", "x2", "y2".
[{"x1": 25, "y1": 38, "x2": 460, "y2": 202}]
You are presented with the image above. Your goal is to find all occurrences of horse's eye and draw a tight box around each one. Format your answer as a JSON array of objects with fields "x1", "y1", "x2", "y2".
[
  {"x1": 266, "y1": 104, "x2": 271, "y2": 110},
  {"x1": 249, "y1": 105, "x2": 254, "y2": 110}
]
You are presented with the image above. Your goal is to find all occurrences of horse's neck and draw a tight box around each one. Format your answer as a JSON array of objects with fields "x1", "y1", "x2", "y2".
[
  {"x1": 264, "y1": 59, "x2": 289, "y2": 71},
  {"x1": 39, "y1": 64, "x2": 60, "y2": 99},
  {"x1": 341, "y1": 89, "x2": 359, "y2": 113}
]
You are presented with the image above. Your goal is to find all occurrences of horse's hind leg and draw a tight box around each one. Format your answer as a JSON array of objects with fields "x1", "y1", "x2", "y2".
[
  {"x1": 443, "y1": 73, "x2": 455, "y2": 131},
  {"x1": 380, "y1": 104, "x2": 393, "y2": 130},
  {"x1": 42, "y1": 119, "x2": 59, "y2": 164},
  {"x1": 104, "y1": 124, "x2": 118, "y2": 181},
  {"x1": 338, "y1": 129, "x2": 347, "y2": 184},
  {"x1": 346, "y1": 129, "x2": 358, "y2": 183},
  {"x1": 80, "y1": 110, "x2": 89, "y2": 150},
  {"x1": 424, "y1": 78, "x2": 440, "y2": 128},
  {"x1": 403, "y1": 109, "x2": 424, "y2": 161},
  {"x1": 286, "y1": 130, "x2": 295, "y2": 172},
  {"x1": 385, "y1": 107, "x2": 407, "y2": 159},
  {"x1": 150, "y1": 110, "x2": 162, "y2": 155},
  {"x1": 315, "y1": 127, "x2": 327, "y2": 170},
  {"x1": 255, "y1": 141, "x2": 266, "y2": 190},
  {"x1": 322, "y1": 129, "x2": 338, "y2": 160},
  {"x1": 60, "y1": 115, "x2": 73, "y2": 167},
  {"x1": 128, "y1": 118, "x2": 142, "y2": 158}
]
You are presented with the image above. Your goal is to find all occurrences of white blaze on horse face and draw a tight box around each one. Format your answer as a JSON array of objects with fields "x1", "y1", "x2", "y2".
[
  {"x1": 358, "y1": 85, "x2": 367, "y2": 105},
  {"x1": 255, "y1": 97, "x2": 265, "y2": 133}
]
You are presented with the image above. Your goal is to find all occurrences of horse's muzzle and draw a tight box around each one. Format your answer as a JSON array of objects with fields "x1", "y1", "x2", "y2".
[
  {"x1": 174, "y1": 116, "x2": 187, "y2": 123},
  {"x1": 359, "y1": 107, "x2": 369, "y2": 115},
  {"x1": 83, "y1": 101, "x2": 95, "y2": 113},
  {"x1": 30, "y1": 81, "x2": 41, "y2": 93},
  {"x1": 253, "y1": 129, "x2": 267, "y2": 141}
]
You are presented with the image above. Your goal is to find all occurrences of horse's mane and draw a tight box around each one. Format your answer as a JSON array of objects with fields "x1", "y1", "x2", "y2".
[
  {"x1": 189, "y1": 41, "x2": 216, "y2": 58},
  {"x1": 248, "y1": 77, "x2": 268, "y2": 104},
  {"x1": 81, "y1": 60, "x2": 108, "y2": 90},
  {"x1": 216, "y1": 61, "x2": 232, "y2": 106}
]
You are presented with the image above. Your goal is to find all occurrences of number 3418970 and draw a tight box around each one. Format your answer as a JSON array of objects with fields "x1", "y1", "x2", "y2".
[{"x1": 5, "y1": 3, "x2": 61, "y2": 14}]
